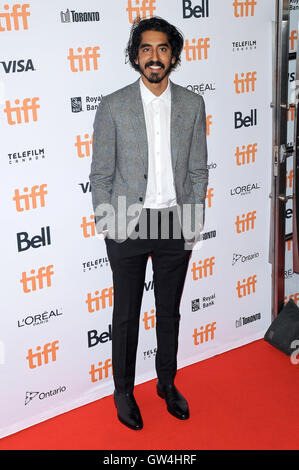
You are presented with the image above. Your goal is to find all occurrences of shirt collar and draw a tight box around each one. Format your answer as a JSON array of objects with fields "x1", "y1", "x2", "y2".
[{"x1": 139, "y1": 77, "x2": 171, "y2": 105}]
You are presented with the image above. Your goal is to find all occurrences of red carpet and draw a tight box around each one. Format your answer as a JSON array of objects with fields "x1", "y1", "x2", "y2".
[{"x1": 1, "y1": 339, "x2": 299, "y2": 450}]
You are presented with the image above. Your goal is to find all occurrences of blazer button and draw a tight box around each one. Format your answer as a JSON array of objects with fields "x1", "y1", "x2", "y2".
[
  {"x1": 139, "y1": 197, "x2": 143, "y2": 202},
  {"x1": 144, "y1": 174, "x2": 147, "y2": 179}
]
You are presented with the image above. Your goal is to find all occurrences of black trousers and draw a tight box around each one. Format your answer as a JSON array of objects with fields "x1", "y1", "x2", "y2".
[{"x1": 104, "y1": 206, "x2": 191, "y2": 393}]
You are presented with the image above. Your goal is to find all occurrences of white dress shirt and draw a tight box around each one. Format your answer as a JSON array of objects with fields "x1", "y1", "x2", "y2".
[{"x1": 139, "y1": 78, "x2": 177, "y2": 209}]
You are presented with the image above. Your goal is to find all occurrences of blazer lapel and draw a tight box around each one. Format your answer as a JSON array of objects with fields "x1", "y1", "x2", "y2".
[
  {"x1": 170, "y1": 80, "x2": 183, "y2": 173},
  {"x1": 128, "y1": 78, "x2": 148, "y2": 172}
]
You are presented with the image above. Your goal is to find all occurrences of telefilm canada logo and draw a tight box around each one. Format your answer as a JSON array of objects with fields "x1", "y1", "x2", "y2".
[
  {"x1": 25, "y1": 386, "x2": 67, "y2": 405},
  {"x1": 8, "y1": 147, "x2": 45, "y2": 165},
  {"x1": 232, "y1": 39, "x2": 257, "y2": 52},
  {"x1": 82, "y1": 257, "x2": 109, "y2": 272},
  {"x1": 60, "y1": 9, "x2": 100, "y2": 23}
]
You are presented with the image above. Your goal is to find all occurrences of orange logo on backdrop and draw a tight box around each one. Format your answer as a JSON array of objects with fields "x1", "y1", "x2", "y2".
[
  {"x1": 0, "y1": 3, "x2": 30, "y2": 31},
  {"x1": 184, "y1": 37, "x2": 210, "y2": 61},
  {"x1": 191, "y1": 257, "x2": 215, "y2": 280},
  {"x1": 89, "y1": 358, "x2": 113, "y2": 382},
  {"x1": 75, "y1": 133, "x2": 93, "y2": 158},
  {"x1": 236, "y1": 275, "x2": 257, "y2": 298},
  {"x1": 234, "y1": 72, "x2": 257, "y2": 94},
  {"x1": 288, "y1": 106, "x2": 295, "y2": 122},
  {"x1": 81, "y1": 215, "x2": 96, "y2": 238},
  {"x1": 193, "y1": 322, "x2": 216, "y2": 345},
  {"x1": 235, "y1": 143, "x2": 258, "y2": 166},
  {"x1": 290, "y1": 30, "x2": 297, "y2": 51},
  {"x1": 13, "y1": 184, "x2": 47, "y2": 211},
  {"x1": 286, "y1": 169, "x2": 293, "y2": 189},
  {"x1": 20, "y1": 265, "x2": 54, "y2": 293},
  {"x1": 206, "y1": 114, "x2": 212, "y2": 135},
  {"x1": 233, "y1": 0, "x2": 257, "y2": 17},
  {"x1": 285, "y1": 293, "x2": 299, "y2": 305},
  {"x1": 67, "y1": 46, "x2": 100, "y2": 72},
  {"x1": 205, "y1": 187, "x2": 214, "y2": 208},
  {"x1": 235, "y1": 211, "x2": 256, "y2": 233},
  {"x1": 142, "y1": 308, "x2": 156, "y2": 330},
  {"x1": 126, "y1": 0, "x2": 156, "y2": 23},
  {"x1": 286, "y1": 239, "x2": 293, "y2": 252},
  {"x1": 26, "y1": 341, "x2": 59, "y2": 369},
  {"x1": 86, "y1": 287, "x2": 114, "y2": 313},
  {"x1": 4, "y1": 97, "x2": 39, "y2": 125}
]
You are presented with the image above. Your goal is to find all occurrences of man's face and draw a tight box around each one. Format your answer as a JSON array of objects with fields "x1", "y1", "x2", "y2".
[{"x1": 134, "y1": 30, "x2": 175, "y2": 84}]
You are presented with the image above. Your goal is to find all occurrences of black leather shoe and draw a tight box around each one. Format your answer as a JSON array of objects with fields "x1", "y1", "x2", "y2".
[
  {"x1": 157, "y1": 381, "x2": 190, "y2": 420},
  {"x1": 113, "y1": 391, "x2": 143, "y2": 430}
]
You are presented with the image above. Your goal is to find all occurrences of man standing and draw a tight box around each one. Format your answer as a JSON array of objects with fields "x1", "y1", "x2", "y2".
[{"x1": 89, "y1": 16, "x2": 208, "y2": 430}]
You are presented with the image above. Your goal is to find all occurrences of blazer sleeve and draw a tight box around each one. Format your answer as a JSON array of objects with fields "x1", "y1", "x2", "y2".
[
  {"x1": 188, "y1": 96, "x2": 209, "y2": 205},
  {"x1": 89, "y1": 96, "x2": 116, "y2": 225}
]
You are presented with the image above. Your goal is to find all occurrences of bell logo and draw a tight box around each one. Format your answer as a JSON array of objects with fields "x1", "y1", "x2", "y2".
[
  {"x1": 126, "y1": 0, "x2": 156, "y2": 24},
  {"x1": 191, "y1": 256, "x2": 215, "y2": 280},
  {"x1": 193, "y1": 322, "x2": 216, "y2": 345},
  {"x1": 13, "y1": 184, "x2": 47, "y2": 211},
  {"x1": 4, "y1": 97, "x2": 39, "y2": 125},
  {"x1": 20, "y1": 265, "x2": 54, "y2": 293},
  {"x1": 184, "y1": 37, "x2": 210, "y2": 61},
  {"x1": 89, "y1": 358, "x2": 113, "y2": 382},
  {"x1": 67, "y1": 46, "x2": 100, "y2": 72},
  {"x1": 85, "y1": 287, "x2": 114, "y2": 313},
  {"x1": 142, "y1": 308, "x2": 156, "y2": 330},
  {"x1": 205, "y1": 187, "x2": 214, "y2": 208},
  {"x1": 0, "y1": 3, "x2": 30, "y2": 31},
  {"x1": 233, "y1": 0, "x2": 257, "y2": 18},
  {"x1": 290, "y1": 30, "x2": 297, "y2": 52},
  {"x1": 75, "y1": 133, "x2": 93, "y2": 158},
  {"x1": 234, "y1": 72, "x2": 257, "y2": 94},
  {"x1": 235, "y1": 143, "x2": 258, "y2": 166},
  {"x1": 235, "y1": 211, "x2": 256, "y2": 233},
  {"x1": 236, "y1": 275, "x2": 257, "y2": 298},
  {"x1": 26, "y1": 341, "x2": 59, "y2": 369},
  {"x1": 81, "y1": 215, "x2": 95, "y2": 238}
]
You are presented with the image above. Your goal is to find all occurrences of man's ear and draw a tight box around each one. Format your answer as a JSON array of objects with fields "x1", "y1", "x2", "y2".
[{"x1": 171, "y1": 56, "x2": 176, "y2": 65}]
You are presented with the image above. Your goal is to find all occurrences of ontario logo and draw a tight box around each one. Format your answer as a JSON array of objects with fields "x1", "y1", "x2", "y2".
[{"x1": 25, "y1": 386, "x2": 66, "y2": 405}]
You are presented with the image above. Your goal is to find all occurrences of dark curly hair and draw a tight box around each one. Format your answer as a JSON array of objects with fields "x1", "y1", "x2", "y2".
[{"x1": 125, "y1": 16, "x2": 184, "y2": 72}]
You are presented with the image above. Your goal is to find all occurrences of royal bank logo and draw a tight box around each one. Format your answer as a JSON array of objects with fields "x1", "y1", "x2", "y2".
[
  {"x1": 60, "y1": 9, "x2": 100, "y2": 23},
  {"x1": 71, "y1": 95, "x2": 102, "y2": 113},
  {"x1": 192, "y1": 292, "x2": 215, "y2": 311}
]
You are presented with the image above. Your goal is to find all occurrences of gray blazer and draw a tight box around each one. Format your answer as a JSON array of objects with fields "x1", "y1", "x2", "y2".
[{"x1": 89, "y1": 78, "x2": 208, "y2": 242}]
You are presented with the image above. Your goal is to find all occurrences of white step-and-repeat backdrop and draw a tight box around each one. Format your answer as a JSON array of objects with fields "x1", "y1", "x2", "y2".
[{"x1": 0, "y1": 0, "x2": 274, "y2": 438}]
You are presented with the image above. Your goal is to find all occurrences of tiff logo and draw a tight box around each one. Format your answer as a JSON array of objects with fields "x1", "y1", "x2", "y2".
[
  {"x1": 20, "y1": 265, "x2": 54, "y2": 293},
  {"x1": 191, "y1": 256, "x2": 215, "y2": 280},
  {"x1": 193, "y1": 322, "x2": 216, "y2": 345},
  {"x1": 235, "y1": 210, "x2": 256, "y2": 233},
  {"x1": 89, "y1": 358, "x2": 112, "y2": 382},
  {"x1": 236, "y1": 275, "x2": 257, "y2": 298},
  {"x1": 142, "y1": 308, "x2": 156, "y2": 330},
  {"x1": 4, "y1": 97, "x2": 39, "y2": 125},
  {"x1": 233, "y1": 0, "x2": 257, "y2": 17},
  {"x1": 67, "y1": 47, "x2": 100, "y2": 72},
  {"x1": 75, "y1": 133, "x2": 93, "y2": 158},
  {"x1": 0, "y1": 3, "x2": 30, "y2": 31},
  {"x1": 234, "y1": 71, "x2": 257, "y2": 93},
  {"x1": 86, "y1": 287, "x2": 114, "y2": 313},
  {"x1": 205, "y1": 187, "x2": 214, "y2": 208},
  {"x1": 13, "y1": 184, "x2": 48, "y2": 211},
  {"x1": 81, "y1": 215, "x2": 96, "y2": 238},
  {"x1": 287, "y1": 169, "x2": 293, "y2": 189},
  {"x1": 235, "y1": 143, "x2": 258, "y2": 166},
  {"x1": 290, "y1": 30, "x2": 297, "y2": 52},
  {"x1": 126, "y1": 0, "x2": 156, "y2": 24},
  {"x1": 184, "y1": 37, "x2": 210, "y2": 61},
  {"x1": 26, "y1": 341, "x2": 59, "y2": 369}
]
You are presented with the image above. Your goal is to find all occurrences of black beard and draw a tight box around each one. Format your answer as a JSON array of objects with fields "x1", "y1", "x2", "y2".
[{"x1": 139, "y1": 62, "x2": 172, "y2": 83}]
